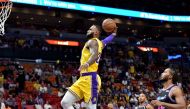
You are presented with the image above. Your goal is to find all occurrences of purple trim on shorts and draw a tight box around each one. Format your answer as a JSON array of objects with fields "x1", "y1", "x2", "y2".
[
  {"x1": 102, "y1": 34, "x2": 115, "y2": 46},
  {"x1": 81, "y1": 72, "x2": 98, "y2": 104}
]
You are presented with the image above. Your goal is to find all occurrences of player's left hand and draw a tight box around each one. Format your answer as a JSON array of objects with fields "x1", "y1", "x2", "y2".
[
  {"x1": 112, "y1": 26, "x2": 118, "y2": 36},
  {"x1": 151, "y1": 100, "x2": 163, "y2": 107},
  {"x1": 78, "y1": 63, "x2": 89, "y2": 71}
]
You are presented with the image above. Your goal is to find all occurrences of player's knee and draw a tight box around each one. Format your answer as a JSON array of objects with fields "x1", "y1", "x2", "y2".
[{"x1": 61, "y1": 98, "x2": 70, "y2": 108}]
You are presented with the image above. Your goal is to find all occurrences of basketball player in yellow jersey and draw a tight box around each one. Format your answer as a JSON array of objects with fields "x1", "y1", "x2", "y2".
[{"x1": 61, "y1": 25, "x2": 117, "y2": 109}]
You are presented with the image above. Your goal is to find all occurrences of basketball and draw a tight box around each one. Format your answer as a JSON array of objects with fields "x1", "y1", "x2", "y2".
[{"x1": 102, "y1": 18, "x2": 116, "y2": 33}]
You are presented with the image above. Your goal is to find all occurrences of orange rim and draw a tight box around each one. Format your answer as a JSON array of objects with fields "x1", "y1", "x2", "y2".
[
  {"x1": 0, "y1": 0, "x2": 12, "y2": 8},
  {"x1": 0, "y1": 0, "x2": 9, "y2": 2}
]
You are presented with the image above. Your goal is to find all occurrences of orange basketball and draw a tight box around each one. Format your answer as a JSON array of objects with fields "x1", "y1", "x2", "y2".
[{"x1": 102, "y1": 18, "x2": 116, "y2": 33}]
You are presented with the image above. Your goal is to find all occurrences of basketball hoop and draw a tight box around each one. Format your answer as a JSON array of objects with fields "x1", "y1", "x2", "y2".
[{"x1": 0, "y1": 0, "x2": 12, "y2": 36}]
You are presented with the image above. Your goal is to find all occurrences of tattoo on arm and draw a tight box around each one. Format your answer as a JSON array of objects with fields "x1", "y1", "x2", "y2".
[{"x1": 86, "y1": 39, "x2": 99, "y2": 65}]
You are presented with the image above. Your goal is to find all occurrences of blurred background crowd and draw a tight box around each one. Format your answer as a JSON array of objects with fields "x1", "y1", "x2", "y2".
[
  {"x1": 0, "y1": 0, "x2": 190, "y2": 109},
  {"x1": 0, "y1": 42, "x2": 190, "y2": 109}
]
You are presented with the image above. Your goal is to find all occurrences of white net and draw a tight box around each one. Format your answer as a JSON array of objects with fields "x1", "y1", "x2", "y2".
[{"x1": 0, "y1": 0, "x2": 12, "y2": 36}]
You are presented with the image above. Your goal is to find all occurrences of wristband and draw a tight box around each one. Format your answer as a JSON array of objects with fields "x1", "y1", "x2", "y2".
[{"x1": 85, "y1": 62, "x2": 90, "y2": 67}]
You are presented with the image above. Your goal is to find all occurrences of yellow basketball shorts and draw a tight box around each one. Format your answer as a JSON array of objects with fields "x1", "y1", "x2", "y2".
[{"x1": 68, "y1": 72, "x2": 101, "y2": 104}]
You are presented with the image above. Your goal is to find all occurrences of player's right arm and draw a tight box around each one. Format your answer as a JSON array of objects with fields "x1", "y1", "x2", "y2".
[
  {"x1": 151, "y1": 87, "x2": 186, "y2": 109},
  {"x1": 102, "y1": 27, "x2": 117, "y2": 48},
  {"x1": 78, "y1": 39, "x2": 99, "y2": 71},
  {"x1": 161, "y1": 87, "x2": 186, "y2": 109},
  {"x1": 85, "y1": 39, "x2": 99, "y2": 65}
]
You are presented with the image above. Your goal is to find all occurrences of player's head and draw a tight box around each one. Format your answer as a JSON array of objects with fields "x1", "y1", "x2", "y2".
[
  {"x1": 86, "y1": 25, "x2": 101, "y2": 39},
  {"x1": 138, "y1": 93, "x2": 147, "y2": 103},
  {"x1": 160, "y1": 68, "x2": 176, "y2": 84}
]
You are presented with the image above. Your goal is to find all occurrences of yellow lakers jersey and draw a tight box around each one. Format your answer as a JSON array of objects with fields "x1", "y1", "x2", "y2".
[{"x1": 80, "y1": 38, "x2": 103, "y2": 73}]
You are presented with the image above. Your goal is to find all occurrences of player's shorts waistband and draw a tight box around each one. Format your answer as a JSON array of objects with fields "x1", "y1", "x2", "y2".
[{"x1": 81, "y1": 72, "x2": 97, "y2": 76}]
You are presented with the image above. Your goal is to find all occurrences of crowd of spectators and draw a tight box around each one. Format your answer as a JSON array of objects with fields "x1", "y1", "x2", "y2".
[
  {"x1": 0, "y1": 2, "x2": 189, "y2": 108},
  {"x1": 1, "y1": 22, "x2": 190, "y2": 109},
  {"x1": 0, "y1": 42, "x2": 189, "y2": 109},
  {"x1": 1, "y1": 18, "x2": 190, "y2": 109},
  {"x1": 0, "y1": 37, "x2": 81, "y2": 53}
]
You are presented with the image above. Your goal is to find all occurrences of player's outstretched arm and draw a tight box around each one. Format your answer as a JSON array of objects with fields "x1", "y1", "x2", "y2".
[
  {"x1": 78, "y1": 39, "x2": 99, "y2": 71},
  {"x1": 151, "y1": 87, "x2": 186, "y2": 109},
  {"x1": 102, "y1": 27, "x2": 117, "y2": 47}
]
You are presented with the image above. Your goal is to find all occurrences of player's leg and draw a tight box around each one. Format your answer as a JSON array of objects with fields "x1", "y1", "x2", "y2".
[
  {"x1": 61, "y1": 77, "x2": 83, "y2": 109},
  {"x1": 83, "y1": 74, "x2": 101, "y2": 109},
  {"x1": 61, "y1": 91, "x2": 78, "y2": 109}
]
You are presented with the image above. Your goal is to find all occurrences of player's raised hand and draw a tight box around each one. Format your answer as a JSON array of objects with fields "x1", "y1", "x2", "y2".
[{"x1": 112, "y1": 26, "x2": 118, "y2": 36}]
